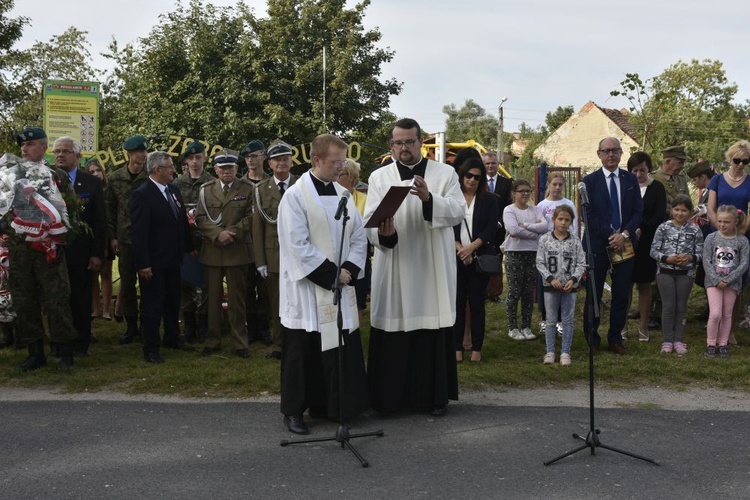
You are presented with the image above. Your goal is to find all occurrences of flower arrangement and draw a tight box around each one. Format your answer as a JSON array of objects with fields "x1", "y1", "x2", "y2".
[{"x1": 0, "y1": 153, "x2": 71, "y2": 262}]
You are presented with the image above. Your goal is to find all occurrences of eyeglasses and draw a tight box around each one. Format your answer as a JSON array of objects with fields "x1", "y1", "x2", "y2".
[
  {"x1": 733, "y1": 158, "x2": 750, "y2": 166},
  {"x1": 464, "y1": 173, "x2": 483, "y2": 181},
  {"x1": 390, "y1": 139, "x2": 418, "y2": 148},
  {"x1": 598, "y1": 148, "x2": 622, "y2": 156},
  {"x1": 53, "y1": 149, "x2": 75, "y2": 155},
  {"x1": 515, "y1": 189, "x2": 531, "y2": 194}
]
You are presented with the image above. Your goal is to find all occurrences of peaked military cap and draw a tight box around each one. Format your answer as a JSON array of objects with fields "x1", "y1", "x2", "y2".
[
  {"x1": 686, "y1": 160, "x2": 712, "y2": 178},
  {"x1": 267, "y1": 142, "x2": 293, "y2": 158},
  {"x1": 662, "y1": 145, "x2": 687, "y2": 160},
  {"x1": 213, "y1": 152, "x2": 238, "y2": 168}
]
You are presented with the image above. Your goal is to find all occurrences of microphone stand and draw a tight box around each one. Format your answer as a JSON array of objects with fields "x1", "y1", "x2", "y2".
[
  {"x1": 544, "y1": 189, "x2": 657, "y2": 466},
  {"x1": 280, "y1": 201, "x2": 384, "y2": 467}
]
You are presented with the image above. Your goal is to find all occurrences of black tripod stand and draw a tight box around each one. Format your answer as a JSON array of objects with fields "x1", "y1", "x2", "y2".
[
  {"x1": 544, "y1": 186, "x2": 658, "y2": 466},
  {"x1": 280, "y1": 200, "x2": 383, "y2": 467}
]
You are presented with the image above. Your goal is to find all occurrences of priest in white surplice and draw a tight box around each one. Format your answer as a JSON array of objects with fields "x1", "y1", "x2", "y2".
[
  {"x1": 365, "y1": 118, "x2": 466, "y2": 415},
  {"x1": 277, "y1": 134, "x2": 369, "y2": 435}
]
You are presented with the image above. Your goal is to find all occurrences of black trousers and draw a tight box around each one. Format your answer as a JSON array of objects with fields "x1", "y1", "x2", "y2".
[
  {"x1": 67, "y1": 264, "x2": 94, "y2": 352},
  {"x1": 139, "y1": 265, "x2": 181, "y2": 355}
]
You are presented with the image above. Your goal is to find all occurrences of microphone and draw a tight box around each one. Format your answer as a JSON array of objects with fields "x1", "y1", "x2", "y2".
[
  {"x1": 577, "y1": 182, "x2": 590, "y2": 206},
  {"x1": 334, "y1": 190, "x2": 352, "y2": 220}
]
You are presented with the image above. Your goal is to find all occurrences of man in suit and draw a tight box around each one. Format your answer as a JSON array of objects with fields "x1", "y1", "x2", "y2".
[
  {"x1": 196, "y1": 153, "x2": 255, "y2": 358},
  {"x1": 483, "y1": 151, "x2": 513, "y2": 247},
  {"x1": 53, "y1": 137, "x2": 106, "y2": 357},
  {"x1": 582, "y1": 137, "x2": 643, "y2": 354},
  {"x1": 252, "y1": 142, "x2": 298, "y2": 359},
  {"x1": 131, "y1": 151, "x2": 195, "y2": 363}
]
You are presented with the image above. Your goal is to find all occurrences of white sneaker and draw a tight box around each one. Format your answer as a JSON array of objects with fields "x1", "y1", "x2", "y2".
[
  {"x1": 543, "y1": 352, "x2": 555, "y2": 364},
  {"x1": 539, "y1": 321, "x2": 546, "y2": 334},
  {"x1": 508, "y1": 328, "x2": 523, "y2": 340},
  {"x1": 621, "y1": 326, "x2": 628, "y2": 340},
  {"x1": 521, "y1": 327, "x2": 537, "y2": 340},
  {"x1": 560, "y1": 353, "x2": 572, "y2": 366},
  {"x1": 556, "y1": 322, "x2": 563, "y2": 337}
]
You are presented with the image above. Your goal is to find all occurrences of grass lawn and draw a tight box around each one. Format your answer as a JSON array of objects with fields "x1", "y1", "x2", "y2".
[{"x1": 1, "y1": 275, "x2": 749, "y2": 398}]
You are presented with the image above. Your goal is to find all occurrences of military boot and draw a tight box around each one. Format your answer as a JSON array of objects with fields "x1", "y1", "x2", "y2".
[
  {"x1": 182, "y1": 313, "x2": 197, "y2": 343},
  {"x1": 119, "y1": 316, "x2": 139, "y2": 344},
  {"x1": 18, "y1": 339, "x2": 47, "y2": 372},
  {"x1": 57, "y1": 343, "x2": 74, "y2": 371}
]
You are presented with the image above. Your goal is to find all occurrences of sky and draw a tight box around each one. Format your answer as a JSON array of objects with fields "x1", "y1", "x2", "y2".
[{"x1": 10, "y1": 0, "x2": 750, "y2": 142}]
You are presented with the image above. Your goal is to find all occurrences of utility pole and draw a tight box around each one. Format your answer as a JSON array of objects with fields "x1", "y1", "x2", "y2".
[{"x1": 497, "y1": 97, "x2": 507, "y2": 166}]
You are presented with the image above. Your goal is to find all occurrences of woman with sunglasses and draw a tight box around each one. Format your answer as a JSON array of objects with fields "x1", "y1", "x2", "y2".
[
  {"x1": 707, "y1": 140, "x2": 750, "y2": 232},
  {"x1": 453, "y1": 158, "x2": 499, "y2": 363},
  {"x1": 503, "y1": 179, "x2": 548, "y2": 340}
]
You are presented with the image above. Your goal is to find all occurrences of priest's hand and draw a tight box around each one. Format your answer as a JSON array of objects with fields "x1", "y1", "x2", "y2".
[
  {"x1": 411, "y1": 175, "x2": 430, "y2": 202},
  {"x1": 378, "y1": 217, "x2": 395, "y2": 236},
  {"x1": 339, "y1": 268, "x2": 352, "y2": 285}
]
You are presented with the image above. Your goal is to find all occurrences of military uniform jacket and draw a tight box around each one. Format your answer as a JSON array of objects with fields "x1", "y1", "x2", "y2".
[
  {"x1": 105, "y1": 165, "x2": 150, "y2": 245},
  {"x1": 196, "y1": 177, "x2": 255, "y2": 267},
  {"x1": 174, "y1": 170, "x2": 215, "y2": 249},
  {"x1": 252, "y1": 174, "x2": 298, "y2": 273}
]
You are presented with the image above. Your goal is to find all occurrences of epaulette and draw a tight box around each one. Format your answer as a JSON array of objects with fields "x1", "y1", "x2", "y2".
[{"x1": 201, "y1": 179, "x2": 218, "y2": 188}]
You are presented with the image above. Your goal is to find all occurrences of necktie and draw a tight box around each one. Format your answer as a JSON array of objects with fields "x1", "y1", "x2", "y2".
[
  {"x1": 609, "y1": 172, "x2": 621, "y2": 232},
  {"x1": 223, "y1": 183, "x2": 230, "y2": 196},
  {"x1": 488, "y1": 177, "x2": 495, "y2": 193},
  {"x1": 165, "y1": 187, "x2": 179, "y2": 218},
  {"x1": 279, "y1": 182, "x2": 286, "y2": 197}
]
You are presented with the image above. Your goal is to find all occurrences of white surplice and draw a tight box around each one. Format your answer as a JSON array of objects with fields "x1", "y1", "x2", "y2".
[
  {"x1": 364, "y1": 159, "x2": 466, "y2": 332},
  {"x1": 278, "y1": 172, "x2": 366, "y2": 347}
]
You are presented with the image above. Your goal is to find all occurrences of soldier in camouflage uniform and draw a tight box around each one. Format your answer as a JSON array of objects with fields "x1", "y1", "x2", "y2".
[
  {"x1": 173, "y1": 140, "x2": 214, "y2": 342},
  {"x1": 240, "y1": 140, "x2": 272, "y2": 344},
  {"x1": 105, "y1": 135, "x2": 150, "y2": 344},
  {"x1": 252, "y1": 142, "x2": 298, "y2": 358},
  {"x1": 10, "y1": 127, "x2": 77, "y2": 371}
]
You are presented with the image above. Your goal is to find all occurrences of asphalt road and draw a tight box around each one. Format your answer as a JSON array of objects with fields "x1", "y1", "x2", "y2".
[{"x1": 1, "y1": 390, "x2": 749, "y2": 499}]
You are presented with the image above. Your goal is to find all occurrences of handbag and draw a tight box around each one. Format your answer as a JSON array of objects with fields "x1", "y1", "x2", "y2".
[{"x1": 463, "y1": 220, "x2": 501, "y2": 275}]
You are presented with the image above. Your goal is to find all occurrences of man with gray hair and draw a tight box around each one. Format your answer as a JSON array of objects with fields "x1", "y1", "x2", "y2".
[
  {"x1": 130, "y1": 151, "x2": 195, "y2": 363},
  {"x1": 53, "y1": 136, "x2": 106, "y2": 357}
]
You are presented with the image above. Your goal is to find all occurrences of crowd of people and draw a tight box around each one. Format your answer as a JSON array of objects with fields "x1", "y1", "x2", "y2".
[{"x1": 3, "y1": 120, "x2": 750, "y2": 435}]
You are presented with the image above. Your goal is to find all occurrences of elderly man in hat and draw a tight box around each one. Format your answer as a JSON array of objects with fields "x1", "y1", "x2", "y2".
[
  {"x1": 195, "y1": 152, "x2": 255, "y2": 358},
  {"x1": 10, "y1": 127, "x2": 78, "y2": 370},
  {"x1": 652, "y1": 145, "x2": 689, "y2": 213},
  {"x1": 252, "y1": 142, "x2": 298, "y2": 358},
  {"x1": 240, "y1": 140, "x2": 272, "y2": 344},
  {"x1": 173, "y1": 140, "x2": 214, "y2": 343},
  {"x1": 106, "y1": 135, "x2": 150, "y2": 344}
]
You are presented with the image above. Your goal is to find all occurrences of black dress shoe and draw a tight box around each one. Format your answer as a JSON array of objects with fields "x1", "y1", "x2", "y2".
[
  {"x1": 114, "y1": 314, "x2": 124, "y2": 323},
  {"x1": 145, "y1": 352, "x2": 165, "y2": 364},
  {"x1": 284, "y1": 415, "x2": 309, "y2": 434},
  {"x1": 265, "y1": 350, "x2": 282, "y2": 360},
  {"x1": 200, "y1": 347, "x2": 221, "y2": 357},
  {"x1": 236, "y1": 349, "x2": 250, "y2": 358},
  {"x1": 608, "y1": 343, "x2": 627, "y2": 355},
  {"x1": 164, "y1": 341, "x2": 196, "y2": 352},
  {"x1": 431, "y1": 405, "x2": 447, "y2": 417}
]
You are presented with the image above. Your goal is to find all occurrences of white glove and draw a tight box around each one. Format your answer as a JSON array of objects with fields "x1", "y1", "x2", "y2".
[{"x1": 257, "y1": 265, "x2": 268, "y2": 279}]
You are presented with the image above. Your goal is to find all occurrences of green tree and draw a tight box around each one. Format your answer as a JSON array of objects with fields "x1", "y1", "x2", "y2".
[
  {"x1": 513, "y1": 105, "x2": 574, "y2": 170},
  {"x1": 0, "y1": 27, "x2": 98, "y2": 152},
  {"x1": 0, "y1": 0, "x2": 29, "y2": 148},
  {"x1": 442, "y1": 99, "x2": 498, "y2": 146},
  {"x1": 611, "y1": 59, "x2": 750, "y2": 163},
  {"x1": 101, "y1": 0, "x2": 400, "y2": 149}
]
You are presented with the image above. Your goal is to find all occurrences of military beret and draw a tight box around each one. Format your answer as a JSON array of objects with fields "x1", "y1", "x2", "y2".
[
  {"x1": 123, "y1": 135, "x2": 148, "y2": 151},
  {"x1": 15, "y1": 127, "x2": 47, "y2": 145},
  {"x1": 213, "y1": 153, "x2": 238, "y2": 168},
  {"x1": 267, "y1": 142, "x2": 293, "y2": 158},
  {"x1": 183, "y1": 140, "x2": 206, "y2": 156},
  {"x1": 686, "y1": 160, "x2": 712, "y2": 178},
  {"x1": 240, "y1": 140, "x2": 266, "y2": 158},
  {"x1": 662, "y1": 145, "x2": 687, "y2": 160}
]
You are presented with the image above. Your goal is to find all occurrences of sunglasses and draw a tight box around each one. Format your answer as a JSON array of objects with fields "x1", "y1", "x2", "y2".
[
  {"x1": 733, "y1": 158, "x2": 750, "y2": 166},
  {"x1": 464, "y1": 173, "x2": 483, "y2": 181}
]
